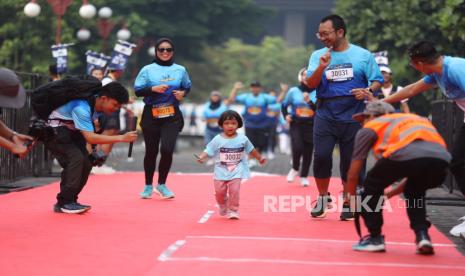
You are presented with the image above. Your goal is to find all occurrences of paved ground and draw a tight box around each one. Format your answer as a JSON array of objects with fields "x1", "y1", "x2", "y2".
[{"x1": 2, "y1": 136, "x2": 465, "y2": 255}]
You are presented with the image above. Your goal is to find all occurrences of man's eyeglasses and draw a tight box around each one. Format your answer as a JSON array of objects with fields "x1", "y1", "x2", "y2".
[
  {"x1": 315, "y1": 30, "x2": 335, "y2": 39},
  {"x1": 157, "y1": 47, "x2": 174, "y2": 53}
]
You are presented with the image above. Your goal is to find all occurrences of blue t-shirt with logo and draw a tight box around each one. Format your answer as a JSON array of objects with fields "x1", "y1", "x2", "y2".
[
  {"x1": 423, "y1": 56, "x2": 465, "y2": 103},
  {"x1": 307, "y1": 44, "x2": 383, "y2": 122},
  {"x1": 134, "y1": 63, "x2": 192, "y2": 107},
  {"x1": 236, "y1": 92, "x2": 276, "y2": 128},
  {"x1": 204, "y1": 133, "x2": 254, "y2": 180},
  {"x1": 49, "y1": 99, "x2": 94, "y2": 132},
  {"x1": 202, "y1": 102, "x2": 229, "y2": 131},
  {"x1": 282, "y1": 87, "x2": 317, "y2": 121}
]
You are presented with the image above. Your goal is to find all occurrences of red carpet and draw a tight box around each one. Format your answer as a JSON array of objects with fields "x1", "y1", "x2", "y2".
[{"x1": 0, "y1": 173, "x2": 464, "y2": 276}]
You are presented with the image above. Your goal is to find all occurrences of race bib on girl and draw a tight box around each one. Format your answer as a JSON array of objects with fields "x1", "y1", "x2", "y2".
[
  {"x1": 219, "y1": 147, "x2": 244, "y2": 171},
  {"x1": 152, "y1": 103, "x2": 175, "y2": 118}
]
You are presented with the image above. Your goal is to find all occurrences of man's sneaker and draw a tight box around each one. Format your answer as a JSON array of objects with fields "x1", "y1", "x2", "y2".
[
  {"x1": 76, "y1": 202, "x2": 92, "y2": 211},
  {"x1": 218, "y1": 205, "x2": 228, "y2": 216},
  {"x1": 228, "y1": 211, "x2": 240, "y2": 219},
  {"x1": 415, "y1": 230, "x2": 434, "y2": 255},
  {"x1": 353, "y1": 235, "x2": 386, "y2": 252},
  {"x1": 286, "y1": 169, "x2": 299, "y2": 183},
  {"x1": 340, "y1": 202, "x2": 354, "y2": 221},
  {"x1": 155, "y1": 184, "x2": 175, "y2": 199},
  {"x1": 140, "y1": 185, "x2": 153, "y2": 199},
  {"x1": 310, "y1": 194, "x2": 330, "y2": 218},
  {"x1": 59, "y1": 202, "x2": 89, "y2": 214},
  {"x1": 300, "y1": 177, "x2": 309, "y2": 187}
]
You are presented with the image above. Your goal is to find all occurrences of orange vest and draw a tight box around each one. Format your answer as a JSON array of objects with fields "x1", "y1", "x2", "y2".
[{"x1": 364, "y1": 113, "x2": 446, "y2": 159}]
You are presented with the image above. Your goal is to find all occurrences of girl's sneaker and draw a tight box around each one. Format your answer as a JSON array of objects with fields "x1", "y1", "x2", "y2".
[
  {"x1": 140, "y1": 185, "x2": 153, "y2": 199},
  {"x1": 227, "y1": 211, "x2": 240, "y2": 219}
]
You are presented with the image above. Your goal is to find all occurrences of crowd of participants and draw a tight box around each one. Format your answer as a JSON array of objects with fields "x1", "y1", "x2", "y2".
[{"x1": 1, "y1": 13, "x2": 465, "y2": 257}]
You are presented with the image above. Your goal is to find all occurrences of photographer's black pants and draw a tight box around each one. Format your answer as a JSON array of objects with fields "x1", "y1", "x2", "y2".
[
  {"x1": 45, "y1": 127, "x2": 93, "y2": 205},
  {"x1": 141, "y1": 106, "x2": 183, "y2": 185},
  {"x1": 361, "y1": 158, "x2": 448, "y2": 236}
]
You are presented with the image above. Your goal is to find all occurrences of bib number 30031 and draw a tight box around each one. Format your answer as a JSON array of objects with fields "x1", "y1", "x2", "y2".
[{"x1": 325, "y1": 63, "x2": 354, "y2": 82}]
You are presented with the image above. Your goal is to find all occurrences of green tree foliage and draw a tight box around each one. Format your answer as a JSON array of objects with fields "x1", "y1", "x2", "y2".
[
  {"x1": 335, "y1": 0, "x2": 465, "y2": 115},
  {"x1": 184, "y1": 36, "x2": 314, "y2": 102},
  {"x1": 1, "y1": 0, "x2": 268, "y2": 81}
]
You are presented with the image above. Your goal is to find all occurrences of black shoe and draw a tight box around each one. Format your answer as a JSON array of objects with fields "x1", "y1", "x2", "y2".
[
  {"x1": 53, "y1": 204, "x2": 63, "y2": 213},
  {"x1": 415, "y1": 230, "x2": 434, "y2": 255},
  {"x1": 311, "y1": 194, "x2": 330, "y2": 218},
  {"x1": 340, "y1": 202, "x2": 354, "y2": 221},
  {"x1": 76, "y1": 202, "x2": 92, "y2": 211},
  {"x1": 59, "y1": 202, "x2": 89, "y2": 214}
]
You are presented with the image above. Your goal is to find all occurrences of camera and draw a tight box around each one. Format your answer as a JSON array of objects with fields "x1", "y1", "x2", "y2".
[
  {"x1": 28, "y1": 119, "x2": 55, "y2": 142},
  {"x1": 88, "y1": 149, "x2": 107, "y2": 167}
]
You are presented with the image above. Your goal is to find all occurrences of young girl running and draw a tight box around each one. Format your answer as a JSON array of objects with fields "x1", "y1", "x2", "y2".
[{"x1": 196, "y1": 110, "x2": 266, "y2": 219}]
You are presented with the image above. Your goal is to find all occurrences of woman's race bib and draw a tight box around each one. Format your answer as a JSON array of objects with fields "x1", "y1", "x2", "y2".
[
  {"x1": 207, "y1": 118, "x2": 219, "y2": 128},
  {"x1": 152, "y1": 103, "x2": 175, "y2": 118},
  {"x1": 296, "y1": 106, "x2": 314, "y2": 118}
]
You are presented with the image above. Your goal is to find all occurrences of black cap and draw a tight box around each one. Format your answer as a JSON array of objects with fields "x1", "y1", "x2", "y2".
[{"x1": 250, "y1": 80, "x2": 261, "y2": 87}]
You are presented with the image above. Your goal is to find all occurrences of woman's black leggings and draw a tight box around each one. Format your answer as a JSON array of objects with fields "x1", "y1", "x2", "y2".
[
  {"x1": 141, "y1": 106, "x2": 183, "y2": 185},
  {"x1": 289, "y1": 120, "x2": 314, "y2": 177}
]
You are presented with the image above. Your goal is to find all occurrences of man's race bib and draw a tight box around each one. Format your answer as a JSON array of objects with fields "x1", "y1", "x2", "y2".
[
  {"x1": 325, "y1": 63, "x2": 354, "y2": 82},
  {"x1": 295, "y1": 106, "x2": 314, "y2": 118},
  {"x1": 207, "y1": 118, "x2": 219, "y2": 128},
  {"x1": 220, "y1": 147, "x2": 244, "y2": 171},
  {"x1": 266, "y1": 109, "x2": 279, "y2": 117},
  {"x1": 247, "y1": 106, "x2": 262, "y2": 115},
  {"x1": 152, "y1": 103, "x2": 175, "y2": 118}
]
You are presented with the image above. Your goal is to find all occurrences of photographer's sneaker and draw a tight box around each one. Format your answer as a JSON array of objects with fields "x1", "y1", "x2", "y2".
[
  {"x1": 155, "y1": 184, "x2": 175, "y2": 199},
  {"x1": 227, "y1": 211, "x2": 240, "y2": 219},
  {"x1": 415, "y1": 230, "x2": 434, "y2": 255},
  {"x1": 300, "y1": 177, "x2": 309, "y2": 187},
  {"x1": 140, "y1": 185, "x2": 153, "y2": 199},
  {"x1": 310, "y1": 194, "x2": 330, "y2": 218},
  {"x1": 340, "y1": 202, "x2": 354, "y2": 221},
  {"x1": 286, "y1": 169, "x2": 299, "y2": 183},
  {"x1": 353, "y1": 235, "x2": 386, "y2": 252},
  {"x1": 91, "y1": 165, "x2": 116, "y2": 175}
]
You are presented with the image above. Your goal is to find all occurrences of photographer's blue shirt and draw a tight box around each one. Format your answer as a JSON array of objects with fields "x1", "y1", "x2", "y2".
[
  {"x1": 49, "y1": 99, "x2": 94, "y2": 132},
  {"x1": 235, "y1": 93, "x2": 276, "y2": 128},
  {"x1": 307, "y1": 44, "x2": 383, "y2": 122},
  {"x1": 423, "y1": 56, "x2": 465, "y2": 112},
  {"x1": 204, "y1": 133, "x2": 254, "y2": 180},
  {"x1": 134, "y1": 63, "x2": 192, "y2": 107}
]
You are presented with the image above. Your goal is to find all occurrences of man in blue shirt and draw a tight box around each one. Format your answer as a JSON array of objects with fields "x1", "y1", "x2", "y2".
[
  {"x1": 382, "y1": 41, "x2": 465, "y2": 237},
  {"x1": 305, "y1": 14, "x2": 383, "y2": 220},
  {"x1": 45, "y1": 82, "x2": 138, "y2": 214}
]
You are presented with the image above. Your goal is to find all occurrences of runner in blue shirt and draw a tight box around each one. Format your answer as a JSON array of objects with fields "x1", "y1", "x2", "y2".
[
  {"x1": 305, "y1": 14, "x2": 383, "y2": 220},
  {"x1": 228, "y1": 81, "x2": 277, "y2": 160},
  {"x1": 282, "y1": 68, "x2": 317, "y2": 187},
  {"x1": 383, "y1": 41, "x2": 465, "y2": 198},
  {"x1": 134, "y1": 38, "x2": 192, "y2": 200},
  {"x1": 202, "y1": 90, "x2": 229, "y2": 147}
]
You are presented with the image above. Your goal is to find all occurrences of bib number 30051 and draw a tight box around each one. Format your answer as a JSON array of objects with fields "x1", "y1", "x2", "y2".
[
  {"x1": 325, "y1": 63, "x2": 354, "y2": 82},
  {"x1": 152, "y1": 104, "x2": 175, "y2": 118}
]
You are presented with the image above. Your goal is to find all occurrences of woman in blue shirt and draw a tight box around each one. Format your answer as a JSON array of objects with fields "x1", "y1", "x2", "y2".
[
  {"x1": 134, "y1": 38, "x2": 192, "y2": 199},
  {"x1": 282, "y1": 68, "x2": 317, "y2": 187}
]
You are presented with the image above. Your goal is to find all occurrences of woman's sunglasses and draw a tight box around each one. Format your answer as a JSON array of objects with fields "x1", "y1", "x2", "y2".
[{"x1": 157, "y1": 47, "x2": 174, "y2": 53}]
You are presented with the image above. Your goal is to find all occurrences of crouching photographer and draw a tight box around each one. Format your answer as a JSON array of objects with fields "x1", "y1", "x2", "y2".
[{"x1": 35, "y1": 81, "x2": 137, "y2": 214}]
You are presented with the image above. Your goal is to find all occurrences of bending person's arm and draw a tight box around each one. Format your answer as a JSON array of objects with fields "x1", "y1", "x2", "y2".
[
  {"x1": 81, "y1": 131, "x2": 137, "y2": 145},
  {"x1": 383, "y1": 79, "x2": 435, "y2": 104}
]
